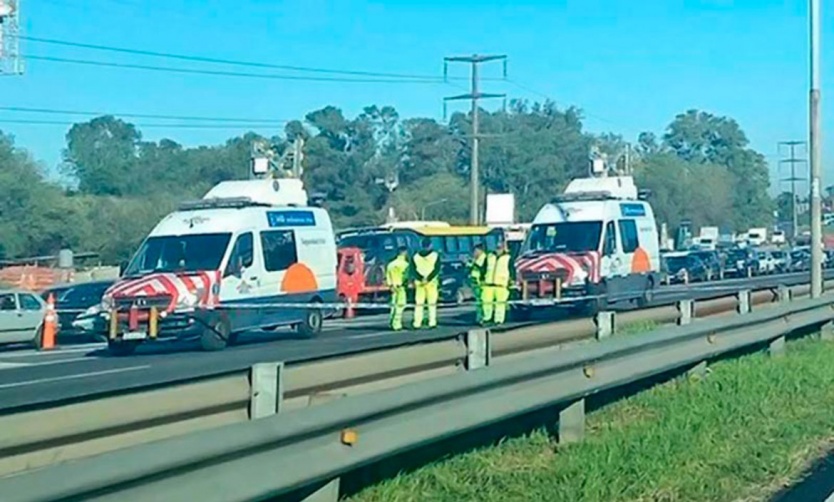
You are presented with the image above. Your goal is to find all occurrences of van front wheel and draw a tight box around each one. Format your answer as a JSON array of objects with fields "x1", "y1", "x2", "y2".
[
  {"x1": 297, "y1": 306, "x2": 323, "y2": 338},
  {"x1": 201, "y1": 316, "x2": 230, "y2": 351}
]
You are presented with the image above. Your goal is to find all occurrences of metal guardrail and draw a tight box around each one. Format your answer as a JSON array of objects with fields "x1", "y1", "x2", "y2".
[
  {"x1": 0, "y1": 282, "x2": 817, "y2": 480},
  {"x1": 0, "y1": 286, "x2": 831, "y2": 501}
]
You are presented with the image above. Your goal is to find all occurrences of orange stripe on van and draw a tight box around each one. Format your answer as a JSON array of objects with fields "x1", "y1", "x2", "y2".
[
  {"x1": 281, "y1": 263, "x2": 319, "y2": 293},
  {"x1": 631, "y1": 247, "x2": 652, "y2": 273}
]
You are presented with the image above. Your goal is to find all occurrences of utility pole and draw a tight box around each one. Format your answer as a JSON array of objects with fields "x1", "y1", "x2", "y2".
[
  {"x1": 0, "y1": 0, "x2": 22, "y2": 75},
  {"x1": 778, "y1": 141, "x2": 807, "y2": 242},
  {"x1": 809, "y1": 0, "x2": 823, "y2": 298},
  {"x1": 443, "y1": 54, "x2": 507, "y2": 225},
  {"x1": 291, "y1": 137, "x2": 304, "y2": 178}
]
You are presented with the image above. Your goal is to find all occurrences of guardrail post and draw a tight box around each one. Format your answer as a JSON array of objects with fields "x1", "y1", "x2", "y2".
[
  {"x1": 465, "y1": 329, "x2": 491, "y2": 370},
  {"x1": 558, "y1": 398, "x2": 585, "y2": 444},
  {"x1": 820, "y1": 321, "x2": 834, "y2": 341},
  {"x1": 249, "y1": 362, "x2": 284, "y2": 419},
  {"x1": 687, "y1": 361, "x2": 708, "y2": 379},
  {"x1": 302, "y1": 479, "x2": 340, "y2": 502},
  {"x1": 777, "y1": 285, "x2": 792, "y2": 304},
  {"x1": 595, "y1": 311, "x2": 615, "y2": 340},
  {"x1": 736, "y1": 290, "x2": 751, "y2": 315},
  {"x1": 676, "y1": 299, "x2": 693, "y2": 326},
  {"x1": 769, "y1": 336, "x2": 786, "y2": 357}
]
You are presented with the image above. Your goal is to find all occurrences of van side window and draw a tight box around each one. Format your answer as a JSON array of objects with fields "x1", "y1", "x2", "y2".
[
  {"x1": 224, "y1": 232, "x2": 254, "y2": 277},
  {"x1": 603, "y1": 221, "x2": 617, "y2": 256},
  {"x1": 618, "y1": 220, "x2": 639, "y2": 253},
  {"x1": 457, "y1": 236, "x2": 472, "y2": 253},
  {"x1": 260, "y1": 230, "x2": 298, "y2": 272}
]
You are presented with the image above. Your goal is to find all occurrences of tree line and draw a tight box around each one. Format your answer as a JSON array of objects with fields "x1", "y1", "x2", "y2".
[{"x1": 0, "y1": 101, "x2": 775, "y2": 263}]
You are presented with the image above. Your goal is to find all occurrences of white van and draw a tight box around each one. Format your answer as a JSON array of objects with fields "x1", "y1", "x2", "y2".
[
  {"x1": 98, "y1": 178, "x2": 337, "y2": 354},
  {"x1": 514, "y1": 175, "x2": 661, "y2": 314}
]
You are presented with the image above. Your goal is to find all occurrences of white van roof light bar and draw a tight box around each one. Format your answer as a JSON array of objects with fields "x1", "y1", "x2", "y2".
[
  {"x1": 178, "y1": 196, "x2": 271, "y2": 211},
  {"x1": 552, "y1": 190, "x2": 624, "y2": 203}
]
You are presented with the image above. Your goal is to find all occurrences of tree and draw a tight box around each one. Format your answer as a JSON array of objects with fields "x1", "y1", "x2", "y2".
[{"x1": 662, "y1": 110, "x2": 772, "y2": 230}]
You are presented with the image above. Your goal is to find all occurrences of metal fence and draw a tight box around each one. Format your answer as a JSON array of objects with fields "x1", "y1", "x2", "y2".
[{"x1": 0, "y1": 283, "x2": 831, "y2": 501}]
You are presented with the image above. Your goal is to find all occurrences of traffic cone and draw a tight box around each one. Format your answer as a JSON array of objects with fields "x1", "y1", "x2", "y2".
[{"x1": 40, "y1": 293, "x2": 57, "y2": 351}]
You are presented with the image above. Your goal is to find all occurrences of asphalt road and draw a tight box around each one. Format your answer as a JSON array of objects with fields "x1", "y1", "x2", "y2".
[{"x1": 0, "y1": 271, "x2": 823, "y2": 413}]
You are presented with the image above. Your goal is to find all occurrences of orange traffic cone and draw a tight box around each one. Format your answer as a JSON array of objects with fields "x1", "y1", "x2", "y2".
[{"x1": 40, "y1": 293, "x2": 57, "y2": 351}]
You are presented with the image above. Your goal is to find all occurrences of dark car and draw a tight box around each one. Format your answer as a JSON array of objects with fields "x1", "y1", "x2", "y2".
[
  {"x1": 41, "y1": 280, "x2": 115, "y2": 338},
  {"x1": 689, "y1": 250, "x2": 723, "y2": 280},
  {"x1": 724, "y1": 248, "x2": 755, "y2": 278},
  {"x1": 662, "y1": 253, "x2": 708, "y2": 284}
]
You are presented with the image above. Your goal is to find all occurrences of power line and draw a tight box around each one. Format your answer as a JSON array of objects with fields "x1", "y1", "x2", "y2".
[
  {"x1": 0, "y1": 119, "x2": 286, "y2": 129},
  {"x1": 24, "y1": 54, "x2": 446, "y2": 84},
  {"x1": 0, "y1": 105, "x2": 292, "y2": 124},
  {"x1": 21, "y1": 35, "x2": 446, "y2": 81}
]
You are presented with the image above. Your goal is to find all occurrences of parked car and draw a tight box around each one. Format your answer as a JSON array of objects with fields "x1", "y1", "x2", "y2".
[
  {"x1": 0, "y1": 288, "x2": 47, "y2": 348},
  {"x1": 41, "y1": 280, "x2": 115, "y2": 338}
]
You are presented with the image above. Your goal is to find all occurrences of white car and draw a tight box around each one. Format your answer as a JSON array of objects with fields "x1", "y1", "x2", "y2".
[
  {"x1": 0, "y1": 289, "x2": 47, "y2": 348},
  {"x1": 756, "y1": 251, "x2": 778, "y2": 274}
]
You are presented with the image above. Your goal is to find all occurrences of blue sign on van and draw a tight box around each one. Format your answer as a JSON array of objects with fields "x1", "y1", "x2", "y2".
[
  {"x1": 620, "y1": 203, "x2": 646, "y2": 218},
  {"x1": 266, "y1": 210, "x2": 316, "y2": 228}
]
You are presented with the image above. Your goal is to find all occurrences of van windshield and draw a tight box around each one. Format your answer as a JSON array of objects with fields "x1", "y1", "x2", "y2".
[
  {"x1": 522, "y1": 222, "x2": 603, "y2": 255},
  {"x1": 124, "y1": 233, "x2": 232, "y2": 276}
]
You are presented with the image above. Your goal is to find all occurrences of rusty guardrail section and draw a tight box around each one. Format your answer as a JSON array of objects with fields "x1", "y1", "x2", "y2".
[{"x1": 0, "y1": 282, "x2": 821, "y2": 478}]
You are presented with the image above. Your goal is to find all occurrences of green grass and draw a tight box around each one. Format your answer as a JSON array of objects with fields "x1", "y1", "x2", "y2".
[{"x1": 349, "y1": 337, "x2": 834, "y2": 502}]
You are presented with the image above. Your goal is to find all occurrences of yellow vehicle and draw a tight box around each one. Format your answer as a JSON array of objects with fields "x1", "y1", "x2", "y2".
[{"x1": 336, "y1": 224, "x2": 504, "y2": 304}]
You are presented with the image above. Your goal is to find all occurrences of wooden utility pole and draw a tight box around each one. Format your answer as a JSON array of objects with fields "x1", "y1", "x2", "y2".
[{"x1": 443, "y1": 54, "x2": 507, "y2": 225}]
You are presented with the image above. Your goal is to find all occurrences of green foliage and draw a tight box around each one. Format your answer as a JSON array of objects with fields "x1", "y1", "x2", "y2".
[{"x1": 0, "y1": 104, "x2": 774, "y2": 263}]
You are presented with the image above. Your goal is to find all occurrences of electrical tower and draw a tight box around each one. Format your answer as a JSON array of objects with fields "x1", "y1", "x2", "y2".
[
  {"x1": 778, "y1": 140, "x2": 807, "y2": 242},
  {"x1": 0, "y1": 0, "x2": 22, "y2": 75},
  {"x1": 443, "y1": 54, "x2": 507, "y2": 225}
]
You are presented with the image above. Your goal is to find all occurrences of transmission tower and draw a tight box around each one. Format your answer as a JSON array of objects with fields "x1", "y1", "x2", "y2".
[
  {"x1": 0, "y1": 0, "x2": 22, "y2": 75},
  {"x1": 778, "y1": 140, "x2": 807, "y2": 242},
  {"x1": 443, "y1": 54, "x2": 507, "y2": 225}
]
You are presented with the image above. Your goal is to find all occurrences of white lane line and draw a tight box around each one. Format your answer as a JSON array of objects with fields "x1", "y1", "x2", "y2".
[
  {"x1": 349, "y1": 332, "x2": 395, "y2": 340},
  {"x1": 0, "y1": 365, "x2": 151, "y2": 390},
  {"x1": 0, "y1": 358, "x2": 89, "y2": 369},
  {"x1": 0, "y1": 343, "x2": 106, "y2": 358},
  {"x1": 0, "y1": 362, "x2": 30, "y2": 370}
]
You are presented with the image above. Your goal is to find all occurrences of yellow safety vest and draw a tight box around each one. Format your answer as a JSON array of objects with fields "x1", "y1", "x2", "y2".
[
  {"x1": 470, "y1": 253, "x2": 487, "y2": 284},
  {"x1": 485, "y1": 252, "x2": 512, "y2": 287},
  {"x1": 386, "y1": 256, "x2": 409, "y2": 287},
  {"x1": 413, "y1": 251, "x2": 439, "y2": 283}
]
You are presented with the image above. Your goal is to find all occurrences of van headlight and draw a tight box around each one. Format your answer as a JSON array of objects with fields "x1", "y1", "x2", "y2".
[{"x1": 100, "y1": 295, "x2": 114, "y2": 311}]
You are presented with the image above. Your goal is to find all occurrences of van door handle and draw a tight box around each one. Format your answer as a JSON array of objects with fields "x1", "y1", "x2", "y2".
[{"x1": 249, "y1": 276, "x2": 259, "y2": 281}]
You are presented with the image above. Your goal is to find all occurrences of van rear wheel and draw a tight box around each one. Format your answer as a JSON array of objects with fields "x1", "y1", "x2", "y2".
[{"x1": 296, "y1": 304, "x2": 323, "y2": 338}]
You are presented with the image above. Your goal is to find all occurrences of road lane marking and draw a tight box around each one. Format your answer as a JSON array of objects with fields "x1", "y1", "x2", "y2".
[
  {"x1": 0, "y1": 343, "x2": 106, "y2": 358},
  {"x1": 0, "y1": 365, "x2": 151, "y2": 389},
  {"x1": 0, "y1": 362, "x2": 30, "y2": 370},
  {"x1": 349, "y1": 332, "x2": 395, "y2": 340}
]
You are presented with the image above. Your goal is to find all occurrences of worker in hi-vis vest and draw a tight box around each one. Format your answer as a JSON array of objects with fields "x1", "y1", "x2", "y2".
[
  {"x1": 385, "y1": 246, "x2": 410, "y2": 331},
  {"x1": 412, "y1": 237, "x2": 441, "y2": 329},
  {"x1": 482, "y1": 241, "x2": 512, "y2": 325},
  {"x1": 468, "y1": 243, "x2": 488, "y2": 324}
]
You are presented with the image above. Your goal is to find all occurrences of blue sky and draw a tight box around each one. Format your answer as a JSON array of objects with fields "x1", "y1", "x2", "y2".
[{"x1": 4, "y1": 0, "x2": 833, "y2": 195}]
